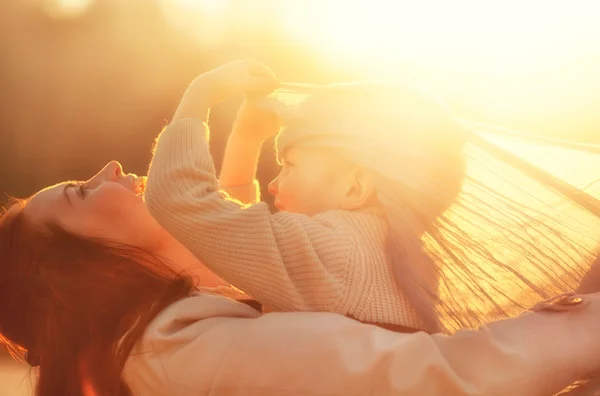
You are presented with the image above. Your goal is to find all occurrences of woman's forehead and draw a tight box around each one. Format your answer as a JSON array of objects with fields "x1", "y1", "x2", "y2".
[{"x1": 23, "y1": 182, "x2": 71, "y2": 219}]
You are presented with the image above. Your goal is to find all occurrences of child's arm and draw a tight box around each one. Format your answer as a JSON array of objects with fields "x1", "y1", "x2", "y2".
[
  {"x1": 146, "y1": 61, "x2": 352, "y2": 312},
  {"x1": 219, "y1": 100, "x2": 281, "y2": 205},
  {"x1": 219, "y1": 134, "x2": 262, "y2": 205},
  {"x1": 146, "y1": 118, "x2": 353, "y2": 312}
]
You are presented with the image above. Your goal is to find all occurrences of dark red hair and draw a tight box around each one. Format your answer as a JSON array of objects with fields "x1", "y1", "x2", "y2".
[{"x1": 0, "y1": 199, "x2": 193, "y2": 395}]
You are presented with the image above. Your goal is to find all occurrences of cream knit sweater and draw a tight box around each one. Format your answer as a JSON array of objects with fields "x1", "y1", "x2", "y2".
[{"x1": 145, "y1": 118, "x2": 424, "y2": 329}]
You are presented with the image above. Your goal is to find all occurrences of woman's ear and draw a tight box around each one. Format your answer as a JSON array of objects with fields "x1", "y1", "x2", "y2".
[{"x1": 340, "y1": 168, "x2": 376, "y2": 210}]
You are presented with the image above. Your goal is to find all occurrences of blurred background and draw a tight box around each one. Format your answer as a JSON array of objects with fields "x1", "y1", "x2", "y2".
[
  {"x1": 2, "y1": 0, "x2": 600, "y2": 206},
  {"x1": 1, "y1": 0, "x2": 600, "y2": 394}
]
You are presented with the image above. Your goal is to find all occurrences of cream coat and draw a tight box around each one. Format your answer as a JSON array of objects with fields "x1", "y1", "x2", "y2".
[{"x1": 124, "y1": 291, "x2": 600, "y2": 396}]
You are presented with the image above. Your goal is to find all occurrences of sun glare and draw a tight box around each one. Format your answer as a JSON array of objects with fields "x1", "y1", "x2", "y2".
[
  {"x1": 159, "y1": 0, "x2": 600, "y2": 77},
  {"x1": 282, "y1": 0, "x2": 600, "y2": 77},
  {"x1": 170, "y1": 0, "x2": 230, "y2": 14},
  {"x1": 41, "y1": 0, "x2": 96, "y2": 18},
  {"x1": 156, "y1": 0, "x2": 600, "y2": 147},
  {"x1": 159, "y1": 0, "x2": 232, "y2": 46}
]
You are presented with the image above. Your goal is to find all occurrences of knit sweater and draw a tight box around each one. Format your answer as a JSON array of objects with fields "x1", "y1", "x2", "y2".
[{"x1": 145, "y1": 118, "x2": 424, "y2": 329}]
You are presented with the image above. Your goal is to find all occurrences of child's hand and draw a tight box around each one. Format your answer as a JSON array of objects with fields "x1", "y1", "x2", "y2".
[
  {"x1": 231, "y1": 99, "x2": 282, "y2": 143},
  {"x1": 173, "y1": 59, "x2": 279, "y2": 123},
  {"x1": 194, "y1": 59, "x2": 280, "y2": 108}
]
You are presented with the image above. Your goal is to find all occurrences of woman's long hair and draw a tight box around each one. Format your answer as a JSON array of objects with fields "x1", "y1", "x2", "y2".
[
  {"x1": 259, "y1": 82, "x2": 600, "y2": 332},
  {"x1": 0, "y1": 200, "x2": 194, "y2": 395}
]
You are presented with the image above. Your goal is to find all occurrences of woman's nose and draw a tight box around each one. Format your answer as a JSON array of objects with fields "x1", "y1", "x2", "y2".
[
  {"x1": 267, "y1": 178, "x2": 278, "y2": 196},
  {"x1": 103, "y1": 161, "x2": 123, "y2": 181},
  {"x1": 88, "y1": 161, "x2": 123, "y2": 187}
]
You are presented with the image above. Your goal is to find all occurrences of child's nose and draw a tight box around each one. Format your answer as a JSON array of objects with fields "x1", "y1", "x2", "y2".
[{"x1": 268, "y1": 178, "x2": 278, "y2": 196}]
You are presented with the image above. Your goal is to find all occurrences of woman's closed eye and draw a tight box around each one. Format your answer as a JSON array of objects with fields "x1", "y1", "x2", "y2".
[{"x1": 78, "y1": 183, "x2": 88, "y2": 198}]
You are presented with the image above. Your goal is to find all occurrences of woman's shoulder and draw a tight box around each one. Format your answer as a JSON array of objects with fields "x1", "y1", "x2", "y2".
[
  {"x1": 124, "y1": 291, "x2": 261, "y2": 394},
  {"x1": 143, "y1": 290, "x2": 261, "y2": 342}
]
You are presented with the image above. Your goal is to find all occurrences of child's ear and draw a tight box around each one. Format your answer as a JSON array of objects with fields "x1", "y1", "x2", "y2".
[{"x1": 340, "y1": 168, "x2": 376, "y2": 210}]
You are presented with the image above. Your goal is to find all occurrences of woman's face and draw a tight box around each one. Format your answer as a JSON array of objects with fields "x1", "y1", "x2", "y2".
[{"x1": 22, "y1": 161, "x2": 162, "y2": 249}]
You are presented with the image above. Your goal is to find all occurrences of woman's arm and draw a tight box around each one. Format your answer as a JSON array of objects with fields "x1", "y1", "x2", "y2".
[{"x1": 126, "y1": 293, "x2": 600, "y2": 396}]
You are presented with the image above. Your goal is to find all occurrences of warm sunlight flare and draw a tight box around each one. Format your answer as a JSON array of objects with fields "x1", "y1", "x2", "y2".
[
  {"x1": 281, "y1": 0, "x2": 600, "y2": 76},
  {"x1": 41, "y1": 0, "x2": 96, "y2": 18},
  {"x1": 159, "y1": 0, "x2": 280, "y2": 46},
  {"x1": 161, "y1": 0, "x2": 600, "y2": 77},
  {"x1": 157, "y1": 0, "x2": 600, "y2": 122}
]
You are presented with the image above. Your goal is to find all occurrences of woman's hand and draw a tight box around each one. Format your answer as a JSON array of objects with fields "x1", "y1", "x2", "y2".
[{"x1": 173, "y1": 59, "x2": 279, "y2": 122}]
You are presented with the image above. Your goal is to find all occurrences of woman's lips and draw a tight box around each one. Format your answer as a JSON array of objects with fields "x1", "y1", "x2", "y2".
[{"x1": 274, "y1": 201, "x2": 284, "y2": 211}]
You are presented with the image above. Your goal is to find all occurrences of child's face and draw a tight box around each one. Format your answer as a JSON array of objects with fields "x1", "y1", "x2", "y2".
[{"x1": 268, "y1": 146, "x2": 353, "y2": 216}]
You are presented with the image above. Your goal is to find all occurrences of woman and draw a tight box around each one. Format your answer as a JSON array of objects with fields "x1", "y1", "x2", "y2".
[{"x1": 2, "y1": 167, "x2": 600, "y2": 395}]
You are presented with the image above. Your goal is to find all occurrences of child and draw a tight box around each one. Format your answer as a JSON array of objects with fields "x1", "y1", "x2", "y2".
[{"x1": 145, "y1": 60, "x2": 600, "y2": 332}]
